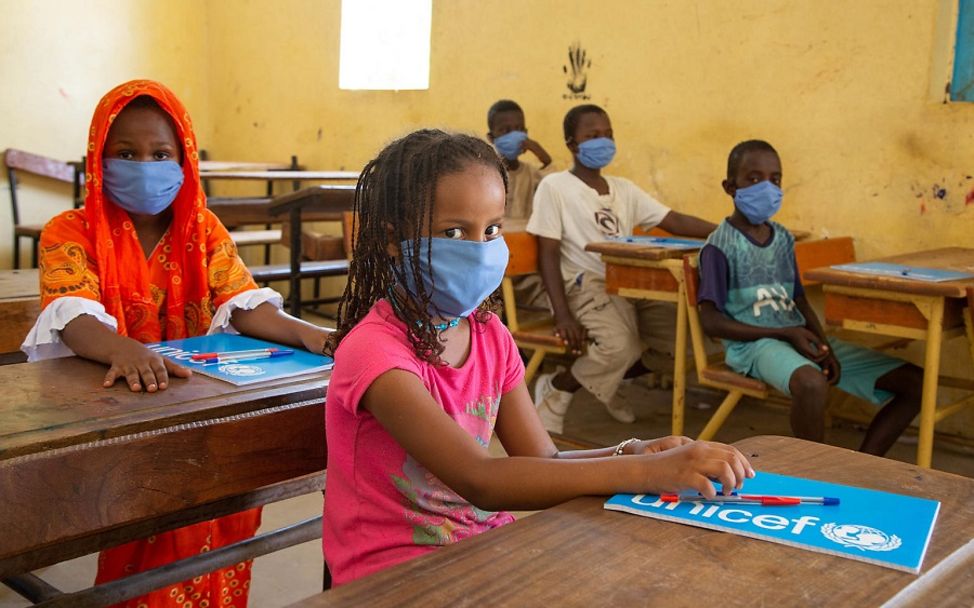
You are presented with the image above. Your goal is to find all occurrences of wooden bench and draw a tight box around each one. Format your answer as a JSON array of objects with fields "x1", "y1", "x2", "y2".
[
  {"x1": 248, "y1": 259, "x2": 350, "y2": 284},
  {"x1": 3, "y1": 149, "x2": 81, "y2": 269}
]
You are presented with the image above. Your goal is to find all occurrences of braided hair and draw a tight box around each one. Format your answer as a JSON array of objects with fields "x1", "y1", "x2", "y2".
[{"x1": 326, "y1": 129, "x2": 509, "y2": 363}]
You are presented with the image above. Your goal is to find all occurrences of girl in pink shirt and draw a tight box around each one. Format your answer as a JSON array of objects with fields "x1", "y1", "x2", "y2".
[{"x1": 322, "y1": 129, "x2": 754, "y2": 586}]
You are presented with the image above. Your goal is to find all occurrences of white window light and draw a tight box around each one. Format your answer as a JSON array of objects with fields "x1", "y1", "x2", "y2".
[{"x1": 339, "y1": 0, "x2": 432, "y2": 90}]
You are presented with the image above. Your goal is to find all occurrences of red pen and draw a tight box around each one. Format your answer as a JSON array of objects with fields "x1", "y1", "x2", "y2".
[
  {"x1": 191, "y1": 348, "x2": 281, "y2": 361},
  {"x1": 660, "y1": 494, "x2": 839, "y2": 506}
]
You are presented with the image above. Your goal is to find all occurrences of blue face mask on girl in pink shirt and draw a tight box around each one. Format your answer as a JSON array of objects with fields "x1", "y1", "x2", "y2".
[{"x1": 400, "y1": 236, "x2": 510, "y2": 319}]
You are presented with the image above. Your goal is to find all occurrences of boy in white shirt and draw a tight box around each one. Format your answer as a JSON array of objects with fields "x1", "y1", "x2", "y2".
[{"x1": 526, "y1": 104, "x2": 715, "y2": 433}]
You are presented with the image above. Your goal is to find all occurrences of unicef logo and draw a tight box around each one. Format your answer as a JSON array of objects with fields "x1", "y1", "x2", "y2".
[
  {"x1": 219, "y1": 364, "x2": 266, "y2": 378},
  {"x1": 821, "y1": 523, "x2": 901, "y2": 552}
]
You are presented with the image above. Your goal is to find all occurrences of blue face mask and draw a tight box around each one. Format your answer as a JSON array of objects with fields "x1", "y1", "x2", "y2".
[
  {"x1": 734, "y1": 180, "x2": 783, "y2": 225},
  {"x1": 102, "y1": 158, "x2": 185, "y2": 216},
  {"x1": 493, "y1": 130, "x2": 528, "y2": 161},
  {"x1": 576, "y1": 137, "x2": 616, "y2": 169},
  {"x1": 400, "y1": 236, "x2": 510, "y2": 318}
]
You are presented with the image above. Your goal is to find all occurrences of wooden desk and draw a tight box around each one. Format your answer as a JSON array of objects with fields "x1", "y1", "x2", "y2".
[
  {"x1": 208, "y1": 184, "x2": 356, "y2": 229},
  {"x1": 585, "y1": 241, "x2": 692, "y2": 435},
  {"x1": 268, "y1": 186, "x2": 356, "y2": 315},
  {"x1": 198, "y1": 161, "x2": 291, "y2": 172},
  {"x1": 805, "y1": 247, "x2": 974, "y2": 468},
  {"x1": 0, "y1": 357, "x2": 327, "y2": 583},
  {"x1": 201, "y1": 170, "x2": 359, "y2": 182},
  {"x1": 289, "y1": 435, "x2": 974, "y2": 607},
  {"x1": 0, "y1": 269, "x2": 40, "y2": 362}
]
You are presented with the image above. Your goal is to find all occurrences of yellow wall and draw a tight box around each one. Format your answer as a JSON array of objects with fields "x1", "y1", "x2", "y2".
[
  {"x1": 0, "y1": 0, "x2": 211, "y2": 268},
  {"x1": 204, "y1": 0, "x2": 973, "y2": 264},
  {"x1": 5, "y1": 0, "x2": 970, "y2": 263}
]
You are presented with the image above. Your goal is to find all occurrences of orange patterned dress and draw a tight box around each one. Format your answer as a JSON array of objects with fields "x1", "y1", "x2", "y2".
[{"x1": 38, "y1": 80, "x2": 262, "y2": 608}]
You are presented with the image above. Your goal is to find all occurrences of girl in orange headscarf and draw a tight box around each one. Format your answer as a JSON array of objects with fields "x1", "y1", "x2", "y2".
[{"x1": 23, "y1": 80, "x2": 330, "y2": 607}]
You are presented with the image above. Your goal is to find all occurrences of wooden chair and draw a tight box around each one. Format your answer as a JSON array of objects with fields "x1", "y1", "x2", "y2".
[
  {"x1": 4, "y1": 149, "x2": 77, "y2": 269},
  {"x1": 794, "y1": 236, "x2": 855, "y2": 285},
  {"x1": 500, "y1": 232, "x2": 569, "y2": 384},
  {"x1": 681, "y1": 255, "x2": 771, "y2": 440},
  {"x1": 681, "y1": 236, "x2": 864, "y2": 440}
]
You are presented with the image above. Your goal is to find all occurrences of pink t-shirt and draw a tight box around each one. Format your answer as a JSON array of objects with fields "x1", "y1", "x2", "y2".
[{"x1": 322, "y1": 299, "x2": 524, "y2": 585}]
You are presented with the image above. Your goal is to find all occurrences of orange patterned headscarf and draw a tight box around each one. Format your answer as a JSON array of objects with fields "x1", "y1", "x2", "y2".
[{"x1": 84, "y1": 79, "x2": 209, "y2": 339}]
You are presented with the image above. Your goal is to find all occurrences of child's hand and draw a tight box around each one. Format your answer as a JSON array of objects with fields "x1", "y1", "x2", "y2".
[
  {"x1": 639, "y1": 441, "x2": 755, "y2": 498},
  {"x1": 821, "y1": 353, "x2": 842, "y2": 386},
  {"x1": 553, "y1": 313, "x2": 587, "y2": 355},
  {"x1": 783, "y1": 327, "x2": 830, "y2": 362},
  {"x1": 104, "y1": 338, "x2": 192, "y2": 392},
  {"x1": 521, "y1": 138, "x2": 552, "y2": 167},
  {"x1": 629, "y1": 435, "x2": 694, "y2": 455}
]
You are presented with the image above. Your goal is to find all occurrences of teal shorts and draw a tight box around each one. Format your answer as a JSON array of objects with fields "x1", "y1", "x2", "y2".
[{"x1": 724, "y1": 337, "x2": 906, "y2": 405}]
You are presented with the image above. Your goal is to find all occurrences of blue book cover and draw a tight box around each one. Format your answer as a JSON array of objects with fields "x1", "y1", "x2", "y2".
[
  {"x1": 604, "y1": 471, "x2": 939, "y2": 573},
  {"x1": 832, "y1": 261, "x2": 974, "y2": 283},
  {"x1": 145, "y1": 334, "x2": 333, "y2": 386},
  {"x1": 613, "y1": 235, "x2": 706, "y2": 249}
]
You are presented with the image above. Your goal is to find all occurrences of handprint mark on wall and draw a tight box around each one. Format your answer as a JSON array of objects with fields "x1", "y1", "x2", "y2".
[{"x1": 563, "y1": 42, "x2": 592, "y2": 99}]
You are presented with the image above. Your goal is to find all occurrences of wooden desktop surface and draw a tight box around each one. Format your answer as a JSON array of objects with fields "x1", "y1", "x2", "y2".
[
  {"x1": 585, "y1": 239, "x2": 694, "y2": 261},
  {"x1": 0, "y1": 357, "x2": 328, "y2": 578},
  {"x1": 291, "y1": 436, "x2": 974, "y2": 607},
  {"x1": 804, "y1": 247, "x2": 974, "y2": 298},
  {"x1": 0, "y1": 269, "x2": 40, "y2": 356}
]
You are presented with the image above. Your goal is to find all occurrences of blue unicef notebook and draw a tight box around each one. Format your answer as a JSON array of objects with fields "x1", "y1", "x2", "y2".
[
  {"x1": 613, "y1": 235, "x2": 706, "y2": 249},
  {"x1": 146, "y1": 334, "x2": 333, "y2": 386},
  {"x1": 604, "y1": 471, "x2": 939, "y2": 573},
  {"x1": 831, "y1": 262, "x2": 974, "y2": 283}
]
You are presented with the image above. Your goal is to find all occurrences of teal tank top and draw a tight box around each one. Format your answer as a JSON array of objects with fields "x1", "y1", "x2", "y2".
[{"x1": 703, "y1": 220, "x2": 805, "y2": 329}]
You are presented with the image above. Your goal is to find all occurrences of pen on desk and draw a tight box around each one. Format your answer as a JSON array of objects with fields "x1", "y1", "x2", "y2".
[
  {"x1": 191, "y1": 348, "x2": 285, "y2": 361},
  {"x1": 197, "y1": 350, "x2": 295, "y2": 364},
  {"x1": 660, "y1": 494, "x2": 840, "y2": 506}
]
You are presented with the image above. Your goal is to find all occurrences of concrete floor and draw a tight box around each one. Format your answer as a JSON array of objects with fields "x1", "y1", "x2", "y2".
[{"x1": 4, "y1": 365, "x2": 973, "y2": 607}]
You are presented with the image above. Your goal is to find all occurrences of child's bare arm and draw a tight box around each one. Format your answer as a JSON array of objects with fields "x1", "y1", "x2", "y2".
[
  {"x1": 536, "y1": 236, "x2": 586, "y2": 355},
  {"x1": 658, "y1": 211, "x2": 717, "y2": 239},
  {"x1": 231, "y1": 302, "x2": 331, "y2": 354},
  {"x1": 363, "y1": 370, "x2": 753, "y2": 511},
  {"x1": 522, "y1": 138, "x2": 552, "y2": 168},
  {"x1": 698, "y1": 301, "x2": 827, "y2": 362},
  {"x1": 495, "y1": 381, "x2": 695, "y2": 459},
  {"x1": 61, "y1": 314, "x2": 192, "y2": 392}
]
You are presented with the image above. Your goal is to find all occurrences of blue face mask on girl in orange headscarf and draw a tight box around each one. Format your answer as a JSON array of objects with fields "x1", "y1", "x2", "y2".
[
  {"x1": 400, "y1": 236, "x2": 510, "y2": 319},
  {"x1": 103, "y1": 158, "x2": 184, "y2": 216}
]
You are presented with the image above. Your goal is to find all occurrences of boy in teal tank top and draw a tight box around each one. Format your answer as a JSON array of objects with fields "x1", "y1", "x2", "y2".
[{"x1": 696, "y1": 140, "x2": 922, "y2": 456}]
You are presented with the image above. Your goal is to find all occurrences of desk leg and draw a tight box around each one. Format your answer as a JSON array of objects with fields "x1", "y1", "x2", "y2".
[
  {"x1": 917, "y1": 298, "x2": 945, "y2": 469},
  {"x1": 288, "y1": 208, "x2": 302, "y2": 317},
  {"x1": 672, "y1": 283, "x2": 687, "y2": 436}
]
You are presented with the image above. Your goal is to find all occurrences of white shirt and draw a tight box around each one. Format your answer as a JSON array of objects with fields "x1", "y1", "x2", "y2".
[
  {"x1": 526, "y1": 170, "x2": 671, "y2": 281},
  {"x1": 21, "y1": 287, "x2": 284, "y2": 361}
]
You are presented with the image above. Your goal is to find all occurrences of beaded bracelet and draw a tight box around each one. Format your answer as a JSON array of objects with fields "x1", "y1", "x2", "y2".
[{"x1": 613, "y1": 437, "x2": 640, "y2": 456}]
